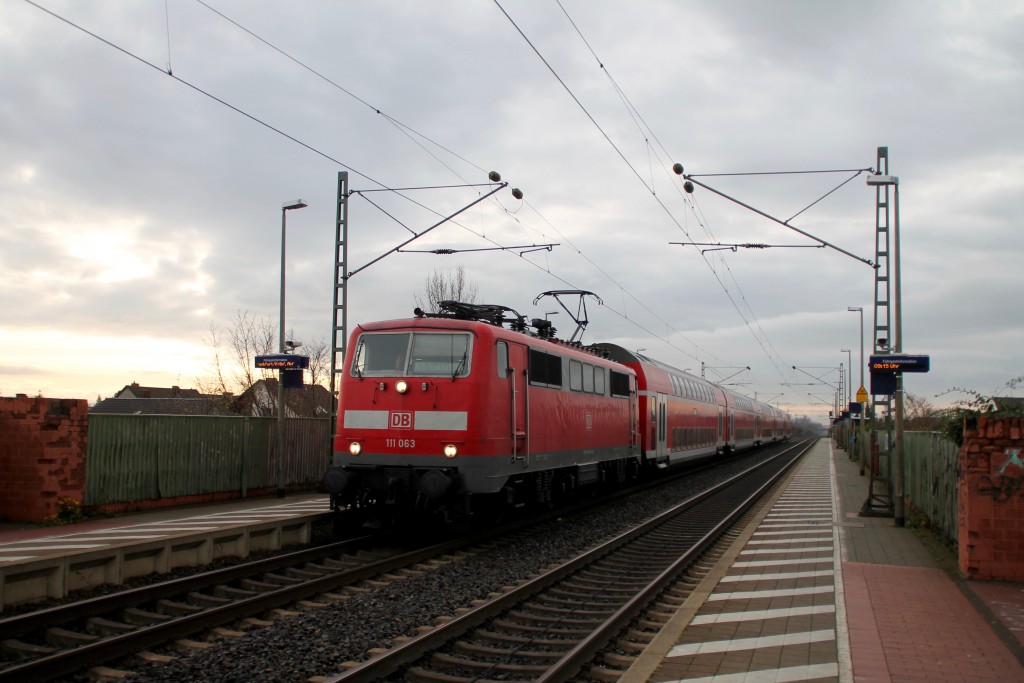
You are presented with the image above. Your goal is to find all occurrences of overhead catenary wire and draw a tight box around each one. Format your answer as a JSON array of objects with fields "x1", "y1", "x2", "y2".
[
  {"x1": 500, "y1": 1, "x2": 797, "y2": 380},
  {"x1": 22, "y1": 0, "x2": 539, "y2": 258},
  {"x1": 544, "y1": 3, "x2": 881, "y2": 385},
  {"x1": 192, "y1": 0, "x2": 487, "y2": 186},
  {"x1": 22, "y1": 0, "x2": 382, "y2": 191},
  {"x1": 200, "y1": 0, "x2": 739, "y2": 368},
  {"x1": 681, "y1": 174, "x2": 877, "y2": 268},
  {"x1": 28, "y1": 0, "x2": 805, "y2": 390},
  {"x1": 183, "y1": 0, "x2": 750, "y2": 370},
  {"x1": 163, "y1": 0, "x2": 172, "y2": 74}
]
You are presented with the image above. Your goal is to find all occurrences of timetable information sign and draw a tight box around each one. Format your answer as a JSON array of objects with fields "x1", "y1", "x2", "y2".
[
  {"x1": 255, "y1": 354, "x2": 310, "y2": 369},
  {"x1": 869, "y1": 354, "x2": 930, "y2": 373},
  {"x1": 869, "y1": 354, "x2": 930, "y2": 395}
]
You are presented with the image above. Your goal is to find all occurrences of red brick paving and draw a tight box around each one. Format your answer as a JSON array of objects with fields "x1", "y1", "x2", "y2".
[{"x1": 844, "y1": 562, "x2": 1024, "y2": 682}]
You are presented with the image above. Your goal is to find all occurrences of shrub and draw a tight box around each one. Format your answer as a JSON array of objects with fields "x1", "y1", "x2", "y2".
[
  {"x1": 45, "y1": 497, "x2": 84, "y2": 526},
  {"x1": 938, "y1": 375, "x2": 1024, "y2": 446}
]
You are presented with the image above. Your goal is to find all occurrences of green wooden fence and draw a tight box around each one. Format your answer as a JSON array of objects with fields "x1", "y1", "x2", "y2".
[
  {"x1": 903, "y1": 431, "x2": 959, "y2": 542},
  {"x1": 84, "y1": 415, "x2": 332, "y2": 505}
]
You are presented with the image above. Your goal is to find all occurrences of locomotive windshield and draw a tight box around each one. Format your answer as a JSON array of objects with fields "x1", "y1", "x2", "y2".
[{"x1": 351, "y1": 332, "x2": 472, "y2": 378}]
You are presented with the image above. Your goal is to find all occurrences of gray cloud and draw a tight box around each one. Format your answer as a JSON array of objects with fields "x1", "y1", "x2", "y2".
[{"x1": 1, "y1": 1, "x2": 1021, "y2": 417}]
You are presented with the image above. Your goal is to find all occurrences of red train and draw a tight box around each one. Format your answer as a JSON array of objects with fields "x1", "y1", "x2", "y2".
[{"x1": 322, "y1": 301, "x2": 790, "y2": 521}]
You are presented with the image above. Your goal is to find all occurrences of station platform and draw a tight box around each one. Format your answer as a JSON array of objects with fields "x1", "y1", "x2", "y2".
[
  {"x1": 622, "y1": 439, "x2": 1024, "y2": 683},
  {"x1": 0, "y1": 493, "x2": 331, "y2": 610}
]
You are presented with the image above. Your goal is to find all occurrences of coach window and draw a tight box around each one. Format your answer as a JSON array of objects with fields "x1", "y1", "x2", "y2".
[
  {"x1": 570, "y1": 359, "x2": 583, "y2": 391},
  {"x1": 583, "y1": 363, "x2": 595, "y2": 393},
  {"x1": 594, "y1": 367, "x2": 605, "y2": 395},
  {"x1": 496, "y1": 341, "x2": 508, "y2": 379}
]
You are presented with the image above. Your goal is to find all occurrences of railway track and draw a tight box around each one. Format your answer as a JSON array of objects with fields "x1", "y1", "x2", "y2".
[
  {"x1": 325, "y1": 440, "x2": 813, "y2": 682},
  {"x1": 0, "y1": 441, "x2": 809, "y2": 681},
  {"x1": 0, "y1": 532, "x2": 480, "y2": 681},
  {"x1": 0, "y1": 483, "x2": 659, "y2": 680}
]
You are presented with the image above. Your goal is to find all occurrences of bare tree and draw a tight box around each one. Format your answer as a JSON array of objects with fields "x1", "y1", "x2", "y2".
[
  {"x1": 231, "y1": 310, "x2": 277, "y2": 391},
  {"x1": 197, "y1": 322, "x2": 231, "y2": 397},
  {"x1": 303, "y1": 335, "x2": 331, "y2": 388},
  {"x1": 197, "y1": 311, "x2": 277, "y2": 398},
  {"x1": 904, "y1": 392, "x2": 942, "y2": 431},
  {"x1": 414, "y1": 264, "x2": 479, "y2": 313},
  {"x1": 792, "y1": 415, "x2": 827, "y2": 437}
]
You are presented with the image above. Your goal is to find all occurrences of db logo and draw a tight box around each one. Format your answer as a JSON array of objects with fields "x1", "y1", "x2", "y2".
[{"x1": 390, "y1": 412, "x2": 413, "y2": 429}]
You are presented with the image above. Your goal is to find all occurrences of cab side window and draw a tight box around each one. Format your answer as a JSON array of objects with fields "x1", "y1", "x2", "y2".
[{"x1": 497, "y1": 341, "x2": 509, "y2": 379}]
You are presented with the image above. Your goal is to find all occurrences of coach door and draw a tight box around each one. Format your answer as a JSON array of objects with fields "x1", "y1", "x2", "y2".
[
  {"x1": 656, "y1": 393, "x2": 669, "y2": 458},
  {"x1": 503, "y1": 341, "x2": 529, "y2": 465}
]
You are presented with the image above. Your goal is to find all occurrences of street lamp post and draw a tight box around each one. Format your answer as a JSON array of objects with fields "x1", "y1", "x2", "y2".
[
  {"x1": 278, "y1": 199, "x2": 307, "y2": 498},
  {"x1": 841, "y1": 349, "x2": 852, "y2": 460},
  {"x1": 892, "y1": 179, "x2": 904, "y2": 526},
  {"x1": 848, "y1": 307, "x2": 864, "y2": 389},
  {"x1": 848, "y1": 306, "x2": 865, "y2": 475}
]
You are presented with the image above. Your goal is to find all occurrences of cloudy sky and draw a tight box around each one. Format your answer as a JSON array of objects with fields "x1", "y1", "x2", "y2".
[{"x1": 2, "y1": 0, "x2": 1021, "y2": 423}]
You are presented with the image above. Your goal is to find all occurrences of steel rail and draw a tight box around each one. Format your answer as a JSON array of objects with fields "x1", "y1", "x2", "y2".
[
  {"x1": 323, "y1": 439, "x2": 813, "y2": 682},
  {"x1": 537, "y1": 440, "x2": 813, "y2": 682},
  {"x1": 0, "y1": 534, "x2": 376, "y2": 639},
  {"x1": 0, "y1": 527, "x2": 510, "y2": 681},
  {"x1": 0, "y1": 441, "x2": 807, "y2": 681}
]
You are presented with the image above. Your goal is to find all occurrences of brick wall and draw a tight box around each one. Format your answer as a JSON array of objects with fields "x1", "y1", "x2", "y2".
[
  {"x1": 958, "y1": 416, "x2": 1024, "y2": 581},
  {"x1": 0, "y1": 395, "x2": 88, "y2": 522}
]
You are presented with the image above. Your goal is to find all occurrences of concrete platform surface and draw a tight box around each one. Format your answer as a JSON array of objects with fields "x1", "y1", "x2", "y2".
[
  {"x1": 624, "y1": 439, "x2": 1024, "y2": 682},
  {"x1": 0, "y1": 493, "x2": 331, "y2": 608}
]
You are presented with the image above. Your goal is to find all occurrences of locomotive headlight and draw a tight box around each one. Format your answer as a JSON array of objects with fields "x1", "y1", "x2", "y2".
[
  {"x1": 349, "y1": 442, "x2": 362, "y2": 456},
  {"x1": 395, "y1": 380, "x2": 409, "y2": 394},
  {"x1": 443, "y1": 444, "x2": 458, "y2": 458}
]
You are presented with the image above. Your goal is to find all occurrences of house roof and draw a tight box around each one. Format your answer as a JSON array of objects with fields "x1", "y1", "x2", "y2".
[
  {"x1": 94, "y1": 380, "x2": 332, "y2": 417},
  {"x1": 236, "y1": 379, "x2": 333, "y2": 417},
  {"x1": 90, "y1": 397, "x2": 231, "y2": 415},
  {"x1": 992, "y1": 396, "x2": 1024, "y2": 411},
  {"x1": 114, "y1": 382, "x2": 204, "y2": 399}
]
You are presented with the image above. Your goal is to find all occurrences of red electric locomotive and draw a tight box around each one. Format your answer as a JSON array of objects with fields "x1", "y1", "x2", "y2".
[
  {"x1": 322, "y1": 300, "x2": 790, "y2": 523},
  {"x1": 324, "y1": 302, "x2": 641, "y2": 520}
]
